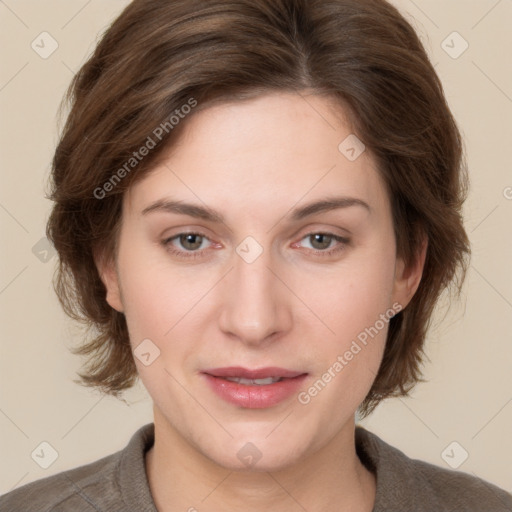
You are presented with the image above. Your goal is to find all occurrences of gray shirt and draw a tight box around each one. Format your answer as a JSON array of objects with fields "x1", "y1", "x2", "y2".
[{"x1": 1, "y1": 423, "x2": 511, "y2": 511}]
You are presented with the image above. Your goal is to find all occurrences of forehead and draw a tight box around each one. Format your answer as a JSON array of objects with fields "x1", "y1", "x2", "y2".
[{"x1": 124, "y1": 92, "x2": 390, "y2": 222}]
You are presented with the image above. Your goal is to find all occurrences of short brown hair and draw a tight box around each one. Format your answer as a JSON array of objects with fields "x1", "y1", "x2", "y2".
[{"x1": 46, "y1": 0, "x2": 471, "y2": 416}]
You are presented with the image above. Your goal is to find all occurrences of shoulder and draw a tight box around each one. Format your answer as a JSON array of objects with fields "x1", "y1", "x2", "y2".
[
  {"x1": 355, "y1": 426, "x2": 512, "y2": 512},
  {"x1": 0, "y1": 451, "x2": 122, "y2": 512},
  {"x1": 0, "y1": 423, "x2": 156, "y2": 512},
  {"x1": 406, "y1": 455, "x2": 512, "y2": 511}
]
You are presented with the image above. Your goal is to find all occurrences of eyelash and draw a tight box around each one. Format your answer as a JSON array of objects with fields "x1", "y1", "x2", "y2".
[{"x1": 161, "y1": 231, "x2": 350, "y2": 260}]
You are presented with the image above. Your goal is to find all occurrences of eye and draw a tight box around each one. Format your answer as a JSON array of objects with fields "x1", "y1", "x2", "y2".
[
  {"x1": 162, "y1": 232, "x2": 214, "y2": 259},
  {"x1": 162, "y1": 231, "x2": 350, "y2": 261},
  {"x1": 294, "y1": 232, "x2": 350, "y2": 257}
]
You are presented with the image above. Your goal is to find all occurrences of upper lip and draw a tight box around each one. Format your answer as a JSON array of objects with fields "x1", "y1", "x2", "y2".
[{"x1": 203, "y1": 367, "x2": 306, "y2": 379}]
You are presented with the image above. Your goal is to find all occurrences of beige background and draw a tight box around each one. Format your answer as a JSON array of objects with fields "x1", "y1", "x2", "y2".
[{"x1": 1, "y1": 0, "x2": 511, "y2": 497}]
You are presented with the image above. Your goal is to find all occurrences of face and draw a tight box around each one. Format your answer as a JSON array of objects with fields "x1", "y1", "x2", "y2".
[{"x1": 98, "y1": 91, "x2": 424, "y2": 471}]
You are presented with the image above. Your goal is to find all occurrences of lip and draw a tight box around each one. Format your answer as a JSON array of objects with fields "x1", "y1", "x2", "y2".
[
  {"x1": 201, "y1": 367, "x2": 308, "y2": 409},
  {"x1": 203, "y1": 366, "x2": 304, "y2": 379}
]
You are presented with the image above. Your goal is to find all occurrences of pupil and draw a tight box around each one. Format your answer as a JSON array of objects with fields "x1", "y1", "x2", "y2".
[
  {"x1": 312, "y1": 234, "x2": 331, "y2": 250},
  {"x1": 182, "y1": 234, "x2": 202, "y2": 250}
]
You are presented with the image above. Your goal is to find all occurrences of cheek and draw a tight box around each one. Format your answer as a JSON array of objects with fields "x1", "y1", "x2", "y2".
[
  {"x1": 118, "y1": 224, "x2": 397, "y2": 370},
  {"x1": 299, "y1": 280, "x2": 393, "y2": 420},
  {"x1": 115, "y1": 244, "x2": 221, "y2": 389},
  {"x1": 299, "y1": 242, "x2": 396, "y2": 402},
  {"x1": 116, "y1": 233, "x2": 197, "y2": 331},
  {"x1": 314, "y1": 244, "x2": 396, "y2": 345}
]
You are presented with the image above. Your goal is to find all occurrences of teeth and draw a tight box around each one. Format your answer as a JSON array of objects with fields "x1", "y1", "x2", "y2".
[{"x1": 225, "y1": 377, "x2": 281, "y2": 385}]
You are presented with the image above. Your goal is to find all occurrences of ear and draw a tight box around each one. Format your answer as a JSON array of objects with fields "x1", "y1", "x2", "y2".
[
  {"x1": 392, "y1": 233, "x2": 428, "y2": 310},
  {"x1": 93, "y1": 246, "x2": 124, "y2": 313}
]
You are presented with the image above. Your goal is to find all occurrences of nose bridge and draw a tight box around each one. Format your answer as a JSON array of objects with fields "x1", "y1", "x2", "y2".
[{"x1": 218, "y1": 239, "x2": 290, "y2": 344}]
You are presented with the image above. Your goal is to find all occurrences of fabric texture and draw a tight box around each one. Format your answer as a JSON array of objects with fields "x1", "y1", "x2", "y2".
[{"x1": 1, "y1": 423, "x2": 510, "y2": 511}]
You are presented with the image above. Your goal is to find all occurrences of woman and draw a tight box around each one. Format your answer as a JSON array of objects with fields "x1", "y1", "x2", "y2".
[{"x1": 1, "y1": 0, "x2": 511, "y2": 510}]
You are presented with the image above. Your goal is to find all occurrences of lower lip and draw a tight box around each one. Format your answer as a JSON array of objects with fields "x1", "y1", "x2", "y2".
[{"x1": 202, "y1": 374, "x2": 308, "y2": 409}]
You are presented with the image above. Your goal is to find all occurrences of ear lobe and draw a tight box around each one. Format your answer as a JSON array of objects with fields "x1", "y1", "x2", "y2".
[
  {"x1": 93, "y1": 247, "x2": 124, "y2": 313},
  {"x1": 392, "y1": 235, "x2": 428, "y2": 310}
]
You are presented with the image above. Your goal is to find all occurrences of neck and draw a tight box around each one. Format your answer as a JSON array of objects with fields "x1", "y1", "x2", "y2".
[{"x1": 145, "y1": 408, "x2": 376, "y2": 512}]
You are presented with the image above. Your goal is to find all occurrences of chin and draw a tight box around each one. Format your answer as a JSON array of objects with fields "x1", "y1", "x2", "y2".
[{"x1": 193, "y1": 426, "x2": 313, "y2": 473}]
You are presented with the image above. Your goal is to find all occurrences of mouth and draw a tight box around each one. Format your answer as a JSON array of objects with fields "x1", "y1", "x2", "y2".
[
  {"x1": 201, "y1": 367, "x2": 308, "y2": 408},
  {"x1": 203, "y1": 366, "x2": 305, "y2": 380},
  {"x1": 222, "y1": 376, "x2": 284, "y2": 385}
]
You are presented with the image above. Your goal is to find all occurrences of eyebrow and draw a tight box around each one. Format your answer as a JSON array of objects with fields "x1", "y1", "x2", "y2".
[{"x1": 141, "y1": 195, "x2": 371, "y2": 223}]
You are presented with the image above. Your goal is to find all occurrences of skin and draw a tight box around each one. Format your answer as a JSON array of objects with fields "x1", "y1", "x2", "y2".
[{"x1": 96, "y1": 91, "x2": 427, "y2": 512}]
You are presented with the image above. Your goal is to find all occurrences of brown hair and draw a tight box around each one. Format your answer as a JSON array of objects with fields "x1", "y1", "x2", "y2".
[{"x1": 46, "y1": 0, "x2": 470, "y2": 416}]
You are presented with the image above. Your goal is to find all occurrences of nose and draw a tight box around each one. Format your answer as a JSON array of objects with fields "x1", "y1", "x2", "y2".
[{"x1": 218, "y1": 244, "x2": 293, "y2": 347}]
